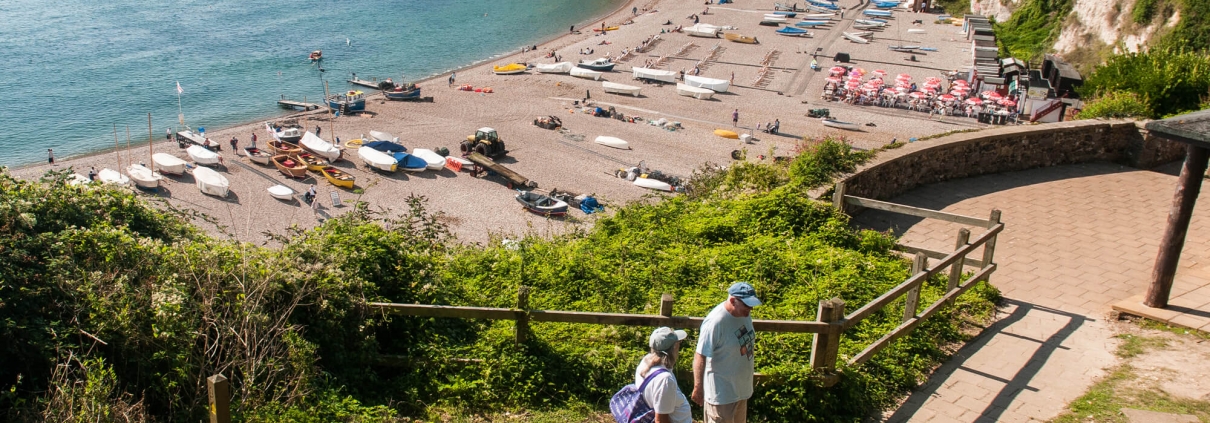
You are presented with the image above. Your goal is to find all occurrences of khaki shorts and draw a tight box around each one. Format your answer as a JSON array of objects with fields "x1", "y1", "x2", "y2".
[{"x1": 704, "y1": 399, "x2": 748, "y2": 423}]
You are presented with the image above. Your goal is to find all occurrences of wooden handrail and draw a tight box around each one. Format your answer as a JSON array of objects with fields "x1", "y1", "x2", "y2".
[{"x1": 844, "y1": 195, "x2": 992, "y2": 227}]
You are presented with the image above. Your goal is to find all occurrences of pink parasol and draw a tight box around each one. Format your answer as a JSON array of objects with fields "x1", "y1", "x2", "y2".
[
  {"x1": 964, "y1": 97, "x2": 982, "y2": 105},
  {"x1": 938, "y1": 94, "x2": 956, "y2": 102},
  {"x1": 920, "y1": 86, "x2": 936, "y2": 93},
  {"x1": 909, "y1": 91, "x2": 928, "y2": 99},
  {"x1": 998, "y1": 99, "x2": 1017, "y2": 107},
  {"x1": 873, "y1": 69, "x2": 887, "y2": 76},
  {"x1": 845, "y1": 81, "x2": 860, "y2": 88},
  {"x1": 982, "y1": 91, "x2": 1002, "y2": 100},
  {"x1": 826, "y1": 76, "x2": 842, "y2": 83},
  {"x1": 952, "y1": 80, "x2": 969, "y2": 86},
  {"x1": 896, "y1": 73, "x2": 912, "y2": 81}
]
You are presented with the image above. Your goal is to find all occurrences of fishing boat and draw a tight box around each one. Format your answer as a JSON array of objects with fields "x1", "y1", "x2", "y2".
[
  {"x1": 724, "y1": 33, "x2": 759, "y2": 44},
  {"x1": 271, "y1": 154, "x2": 308, "y2": 179},
  {"x1": 570, "y1": 67, "x2": 603, "y2": 80},
  {"x1": 632, "y1": 67, "x2": 677, "y2": 83},
  {"x1": 684, "y1": 75, "x2": 730, "y2": 92},
  {"x1": 594, "y1": 136, "x2": 631, "y2": 149},
  {"x1": 776, "y1": 27, "x2": 810, "y2": 37},
  {"x1": 299, "y1": 131, "x2": 342, "y2": 161},
  {"x1": 383, "y1": 83, "x2": 422, "y2": 100},
  {"x1": 762, "y1": 14, "x2": 787, "y2": 23},
  {"x1": 492, "y1": 63, "x2": 527, "y2": 75},
  {"x1": 266, "y1": 139, "x2": 302, "y2": 156},
  {"x1": 295, "y1": 151, "x2": 329, "y2": 171},
  {"x1": 634, "y1": 177, "x2": 674, "y2": 192},
  {"x1": 193, "y1": 167, "x2": 229, "y2": 197},
  {"x1": 863, "y1": 9, "x2": 893, "y2": 17},
  {"x1": 152, "y1": 153, "x2": 187, "y2": 175},
  {"x1": 411, "y1": 149, "x2": 446, "y2": 170},
  {"x1": 267, "y1": 185, "x2": 295, "y2": 201},
  {"x1": 821, "y1": 117, "x2": 861, "y2": 130},
  {"x1": 97, "y1": 168, "x2": 130, "y2": 186},
  {"x1": 576, "y1": 58, "x2": 616, "y2": 72},
  {"x1": 714, "y1": 129, "x2": 739, "y2": 139},
  {"x1": 855, "y1": 19, "x2": 887, "y2": 26},
  {"x1": 244, "y1": 147, "x2": 273, "y2": 165},
  {"x1": 327, "y1": 90, "x2": 366, "y2": 113},
  {"x1": 534, "y1": 62, "x2": 574, "y2": 73},
  {"x1": 515, "y1": 191, "x2": 568, "y2": 217},
  {"x1": 603, "y1": 81, "x2": 642, "y2": 96},
  {"x1": 369, "y1": 130, "x2": 398, "y2": 142},
  {"x1": 843, "y1": 32, "x2": 870, "y2": 43},
  {"x1": 795, "y1": 20, "x2": 830, "y2": 27},
  {"x1": 393, "y1": 152, "x2": 430, "y2": 172},
  {"x1": 358, "y1": 146, "x2": 398, "y2": 172},
  {"x1": 676, "y1": 83, "x2": 715, "y2": 99},
  {"x1": 319, "y1": 166, "x2": 355, "y2": 189},
  {"x1": 771, "y1": 11, "x2": 797, "y2": 17},
  {"x1": 684, "y1": 24, "x2": 721, "y2": 38},
  {"x1": 309, "y1": 50, "x2": 322, "y2": 61},
  {"x1": 187, "y1": 145, "x2": 221, "y2": 166},
  {"x1": 265, "y1": 122, "x2": 304, "y2": 143},
  {"x1": 126, "y1": 164, "x2": 162, "y2": 189}
]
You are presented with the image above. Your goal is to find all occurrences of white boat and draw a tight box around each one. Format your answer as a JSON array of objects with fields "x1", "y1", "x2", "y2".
[
  {"x1": 534, "y1": 62, "x2": 574, "y2": 73},
  {"x1": 264, "y1": 122, "x2": 303, "y2": 143},
  {"x1": 594, "y1": 136, "x2": 631, "y2": 149},
  {"x1": 68, "y1": 173, "x2": 92, "y2": 186},
  {"x1": 126, "y1": 164, "x2": 163, "y2": 189},
  {"x1": 602, "y1": 81, "x2": 642, "y2": 97},
  {"x1": 267, "y1": 185, "x2": 295, "y2": 201},
  {"x1": 634, "y1": 177, "x2": 674, "y2": 192},
  {"x1": 855, "y1": 19, "x2": 886, "y2": 26},
  {"x1": 762, "y1": 14, "x2": 788, "y2": 23},
  {"x1": 445, "y1": 155, "x2": 473, "y2": 171},
  {"x1": 849, "y1": 31, "x2": 875, "y2": 37},
  {"x1": 299, "y1": 131, "x2": 342, "y2": 161},
  {"x1": 187, "y1": 145, "x2": 221, "y2": 165},
  {"x1": 821, "y1": 117, "x2": 861, "y2": 130},
  {"x1": 411, "y1": 148, "x2": 445, "y2": 170},
  {"x1": 684, "y1": 24, "x2": 720, "y2": 37},
  {"x1": 570, "y1": 67, "x2": 603, "y2": 80},
  {"x1": 97, "y1": 168, "x2": 130, "y2": 186},
  {"x1": 852, "y1": 23, "x2": 882, "y2": 29},
  {"x1": 843, "y1": 32, "x2": 870, "y2": 44},
  {"x1": 358, "y1": 146, "x2": 398, "y2": 172},
  {"x1": 369, "y1": 130, "x2": 398, "y2": 142},
  {"x1": 907, "y1": 28, "x2": 926, "y2": 33},
  {"x1": 803, "y1": 13, "x2": 835, "y2": 19},
  {"x1": 152, "y1": 153, "x2": 187, "y2": 175},
  {"x1": 683, "y1": 75, "x2": 730, "y2": 93},
  {"x1": 676, "y1": 83, "x2": 715, "y2": 99},
  {"x1": 193, "y1": 167, "x2": 230, "y2": 197},
  {"x1": 632, "y1": 67, "x2": 677, "y2": 83}
]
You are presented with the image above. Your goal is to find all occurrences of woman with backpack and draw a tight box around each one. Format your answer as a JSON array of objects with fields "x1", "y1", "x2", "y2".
[{"x1": 613, "y1": 327, "x2": 692, "y2": 423}]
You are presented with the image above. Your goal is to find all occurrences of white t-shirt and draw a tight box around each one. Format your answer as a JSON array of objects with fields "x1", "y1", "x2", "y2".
[
  {"x1": 695, "y1": 301, "x2": 755, "y2": 405},
  {"x1": 634, "y1": 362, "x2": 692, "y2": 423}
]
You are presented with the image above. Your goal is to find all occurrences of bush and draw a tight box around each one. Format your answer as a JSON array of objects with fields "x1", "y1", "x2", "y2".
[
  {"x1": 1132, "y1": 0, "x2": 1158, "y2": 24},
  {"x1": 1077, "y1": 48, "x2": 1210, "y2": 118},
  {"x1": 994, "y1": 0, "x2": 1074, "y2": 61},
  {"x1": 1076, "y1": 90, "x2": 1153, "y2": 119}
]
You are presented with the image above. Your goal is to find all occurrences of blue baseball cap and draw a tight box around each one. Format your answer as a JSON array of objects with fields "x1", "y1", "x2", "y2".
[{"x1": 728, "y1": 282, "x2": 762, "y2": 307}]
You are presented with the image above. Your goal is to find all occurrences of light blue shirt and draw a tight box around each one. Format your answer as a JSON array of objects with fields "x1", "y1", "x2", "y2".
[{"x1": 695, "y1": 301, "x2": 755, "y2": 405}]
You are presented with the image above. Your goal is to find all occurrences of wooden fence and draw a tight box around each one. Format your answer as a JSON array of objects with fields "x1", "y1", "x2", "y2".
[{"x1": 367, "y1": 183, "x2": 1002, "y2": 386}]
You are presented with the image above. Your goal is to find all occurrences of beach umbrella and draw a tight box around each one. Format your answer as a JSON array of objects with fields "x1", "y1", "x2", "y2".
[
  {"x1": 938, "y1": 94, "x2": 956, "y2": 102},
  {"x1": 896, "y1": 73, "x2": 911, "y2": 81},
  {"x1": 846, "y1": 81, "x2": 861, "y2": 88},
  {"x1": 920, "y1": 86, "x2": 936, "y2": 93},
  {"x1": 909, "y1": 92, "x2": 927, "y2": 99},
  {"x1": 964, "y1": 97, "x2": 982, "y2": 105},
  {"x1": 826, "y1": 76, "x2": 842, "y2": 83},
  {"x1": 952, "y1": 80, "x2": 968, "y2": 86},
  {"x1": 982, "y1": 91, "x2": 1002, "y2": 100},
  {"x1": 998, "y1": 99, "x2": 1016, "y2": 107},
  {"x1": 873, "y1": 69, "x2": 887, "y2": 77},
  {"x1": 895, "y1": 86, "x2": 909, "y2": 93},
  {"x1": 950, "y1": 86, "x2": 970, "y2": 93},
  {"x1": 830, "y1": 66, "x2": 846, "y2": 75}
]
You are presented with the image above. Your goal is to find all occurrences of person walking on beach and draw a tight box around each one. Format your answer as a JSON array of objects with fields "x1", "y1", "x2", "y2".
[
  {"x1": 693, "y1": 282, "x2": 760, "y2": 423},
  {"x1": 449, "y1": 72, "x2": 456, "y2": 87},
  {"x1": 47, "y1": 148, "x2": 55, "y2": 165},
  {"x1": 732, "y1": 109, "x2": 739, "y2": 127},
  {"x1": 229, "y1": 136, "x2": 238, "y2": 151},
  {"x1": 633, "y1": 6, "x2": 638, "y2": 15}
]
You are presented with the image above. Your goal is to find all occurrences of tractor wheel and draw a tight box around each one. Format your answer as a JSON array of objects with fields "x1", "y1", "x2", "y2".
[
  {"x1": 496, "y1": 140, "x2": 506, "y2": 154},
  {"x1": 474, "y1": 143, "x2": 488, "y2": 156},
  {"x1": 460, "y1": 140, "x2": 473, "y2": 154}
]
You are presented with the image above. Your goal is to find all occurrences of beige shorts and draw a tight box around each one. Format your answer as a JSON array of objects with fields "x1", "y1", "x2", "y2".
[{"x1": 704, "y1": 399, "x2": 748, "y2": 423}]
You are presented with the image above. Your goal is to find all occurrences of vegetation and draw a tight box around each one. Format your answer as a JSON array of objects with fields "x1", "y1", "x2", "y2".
[
  {"x1": 994, "y1": 0, "x2": 1073, "y2": 61},
  {"x1": 1157, "y1": 0, "x2": 1210, "y2": 52},
  {"x1": 1132, "y1": 0, "x2": 1159, "y2": 24},
  {"x1": 934, "y1": 0, "x2": 971, "y2": 17},
  {"x1": 1075, "y1": 91, "x2": 1152, "y2": 119},
  {"x1": 1076, "y1": 48, "x2": 1210, "y2": 119},
  {"x1": 0, "y1": 138, "x2": 1000, "y2": 422}
]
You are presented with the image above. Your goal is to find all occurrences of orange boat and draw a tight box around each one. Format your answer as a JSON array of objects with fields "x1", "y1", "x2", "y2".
[{"x1": 272, "y1": 155, "x2": 308, "y2": 179}]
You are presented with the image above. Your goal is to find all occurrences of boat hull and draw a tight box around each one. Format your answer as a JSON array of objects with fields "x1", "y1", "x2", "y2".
[
  {"x1": 822, "y1": 119, "x2": 861, "y2": 131},
  {"x1": 152, "y1": 153, "x2": 187, "y2": 175},
  {"x1": 187, "y1": 145, "x2": 221, "y2": 165},
  {"x1": 632, "y1": 67, "x2": 677, "y2": 83},
  {"x1": 358, "y1": 146, "x2": 398, "y2": 172},
  {"x1": 300, "y1": 132, "x2": 342, "y2": 161},
  {"x1": 320, "y1": 167, "x2": 355, "y2": 189},
  {"x1": 411, "y1": 149, "x2": 446, "y2": 170},
  {"x1": 570, "y1": 67, "x2": 603, "y2": 80},
  {"x1": 684, "y1": 75, "x2": 730, "y2": 92},
  {"x1": 594, "y1": 136, "x2": 631, "y2": 149},
  {"x1": 271, "y1": 155, "x2": 309, "y2": 179},
  {"x1": 193, "y1": 167, "x2": 230, "y2": 197},
  {"x1": 515, "y1": 192, "x2": 568, "y2": 217},
  {"x1": 724, "y1": 33, "x2": 759, "y2": 44},
  {"x1": 603, "y1": 81, "x2": 642, "y2": 96},
  {"x1": 676, "y1": 83, "x2": 715, "y2": 99},
  {"x1": 534, "y1": 62, "x2": 574, "y2": 73},
  {"x1": 634, "y1": 177, "x2": 674, "y2": 192},
  {"x1": 576, "y1": 60, "x2": 616, "y2": 72},
  {"x1": 244, "y1": 147, "x2": 272, "y2": 165},
  {"x1": 267, "y1": 185, "x2": 295, "y2": 200},
  {"x1": 295, "y1": 152, "x2": 329, "y2": 171},
  {"x1": 126, "y1": 164, "x2": 162, "y2": 189}
]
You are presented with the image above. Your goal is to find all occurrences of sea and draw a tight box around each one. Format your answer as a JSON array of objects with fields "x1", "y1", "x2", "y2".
[{"x1": 0, "y1": 0, "x2": 623, "y2": 167}]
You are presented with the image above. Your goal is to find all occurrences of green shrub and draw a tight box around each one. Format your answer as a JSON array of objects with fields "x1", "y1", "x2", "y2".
[
  {"x1": 1132, "y1": 0, "x2": 1158, "y2": 24},
  {"x1": 1076, "y1": 90, "x2": 1153, "y2": 119},
  {"x1": 994, "y1": 0, "x2": 1074, "y2": 61},
  {"x1": 1078, "y1": 48, "x2": 1210, "y2": 118}
]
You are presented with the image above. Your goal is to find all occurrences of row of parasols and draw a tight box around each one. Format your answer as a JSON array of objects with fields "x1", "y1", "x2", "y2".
[{"x1": 825, "y1": 66, "x2": 1018, "y2": 108}]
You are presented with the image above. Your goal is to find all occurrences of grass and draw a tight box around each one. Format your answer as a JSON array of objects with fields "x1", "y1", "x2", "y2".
[{"x1": 1112, "y1": 333, "x2": 1167, "y2": 358}]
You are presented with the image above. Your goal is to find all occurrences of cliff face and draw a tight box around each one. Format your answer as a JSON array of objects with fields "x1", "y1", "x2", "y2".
[
  {"x1": 1052, "y1": 0, "x2": 1179, "y2": 55},
  {"x1": 970, "y1": 0, "x2": 1019, "y2": 22}
]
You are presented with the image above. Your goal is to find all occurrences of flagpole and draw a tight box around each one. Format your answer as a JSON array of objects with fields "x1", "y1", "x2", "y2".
[{"x1": 176, "y1": 81, "x2": 184, "y2": 127}]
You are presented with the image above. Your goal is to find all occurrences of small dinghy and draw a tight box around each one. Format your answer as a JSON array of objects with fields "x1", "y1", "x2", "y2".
[
  {"x1": 126, "y1": 164, "x2": 162, "y2": 189},
  {"x1": 603, "y1": 81, "x2": 642, "y2": 96},
  {"x1": 795, "y1": 20, "x2": 830, "y2": 27},
  {"x1": 244, "y1": 147, "x2": 273, "y2": 165},
  {"x1": 676, "y1": 83, "x2": 715, "y2": 99},
  {"x1": 358, "y1": 146, "x2": 398, "y2": 172},
  {"x1": 577, "y1": 58, "x2": 616, "y2": 72},
  {"x1": 855, "y1": 19, "x2": 887, "y2": 26},
  {"x1": 714, "y1": 129, "x2": 740, "y2": 139},
  {"x1": 265, "y1": 122, "x2": 304, "y2": 143},
  {"x1": 515, "y1": 191, "x2": 569, "y2": 217},
  {"x1": 634, "y1": 177, "x2": 674, "y2": 192},
  {"x1": 632, "y1": 67, "x2": 677, "y2": 83},
  {"x1": 821, "y1": 117, "x2": 861, "y2": 131},
  {"x1": 534, "y1": 62, "x2": 574, "y2": 73},
  {"x1": 684, "y1": 24, "x2": 721, "y2": 38},
  {"x1": 762, "y1": 14, "x2": 787, "y2": 23},
  {"x1": 319, "y1": 166, "x2": 355, "y2": 188},
  {"x1": 843, "y1": 32, "x2": 870, "y2": 44},
  {"x1": 296, "y1": 151, "x2": 329, "y2": 171},
  {"x1": 363, "y1": 140, "x2": 407, "y2": 154},
  {"x1": 776, "y1": 26, "x2": 810, "y2": 37},
  {"x1": 152, "y1": 153, "x2": 187, "y2": 175},
  {"x1": 724, "y1": 33, "x2": 759, "y2": 44},
  {"x1": 411, "y1": 148, "x2": 445, "y2": 170},
  {"x1": 863, "y1": 9, "x2": 893, "y2": 17},
  {"x1": 267, "y1": 184, "x2": 295, "y2": 201},
  {"x1": 271, "y1": 154, "x2": 309, "y2": 178},
  {"x1": 684, "y1": 75, "x2": 730, "y2": 92},
  {"x1": 97, "y1": 168, "x2": 130, "y2": 186},
  {"x1": 570, "y1": 67, "x2": 603, "y2": 80},
  {"x1": 187, "y1": 145, "x2": 221, "y2": 166},
  {"x1": 193, "y1": 167, "x2": 229, "y2": 197},
  {"x1": 852, "y1": 23, "x2": 882, "y2": 29},
  {"x1": 772, "y1": 11, "x2": 797, "y2": 17},
  {"x1": 68, "y1": 173, "x2": 92, "y2": 186},
  {"x1": 594, "y1": 136, "x2": 631, "y2": 150},
  {"x1": 300, "y1": 132, "x2": 342, "y2": 161},
  {"x1": 803, "y1": 13, "x2": 835, "y2": 19},
  {"x1": 266, "y1": 139, "x2": 302, "y2": 156},
  {"x1": 369, "y1": 130, "x2": 398, "y2": 142},
  {"x1": 493, "y1": 63, "x2": 527, "y2": 75}
]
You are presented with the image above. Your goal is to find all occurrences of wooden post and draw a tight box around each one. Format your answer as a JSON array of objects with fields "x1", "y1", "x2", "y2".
[
  {"x1": 1146, "y1": 145, "x2": 1210, "y2": 308},
  {"x1": 980, "y1": 209, "x2": 1001, "y2": 283},
  {"x1": 515, "y1": 286, "x2": 530, "y2": 345},
  {"x1": 947, "y1": 228, "x2": 971, "y2": 292},
  {"x1": 810, "y1": 297, "x2": 845, "y2": 373},
  {"x1": 903, "y1": 253, "x2": 926, "y2": 323},
  {"x1": 832, "y1": 182, "x2": 847, "y2": 213},
  {"x1": 660, "y1": 293, "x2": 675, "y2": 318},
  {"x1": 207, "y1": 374, "x2": 231, "y2": 423}
]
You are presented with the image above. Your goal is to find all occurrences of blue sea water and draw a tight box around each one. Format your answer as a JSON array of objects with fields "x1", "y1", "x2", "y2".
[{"x1": 0, "y1": 0, "x2": 622, "y2": 167}]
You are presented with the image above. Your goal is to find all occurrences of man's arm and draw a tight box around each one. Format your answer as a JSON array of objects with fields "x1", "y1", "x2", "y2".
[
  {"x1": 691, "y1": 352, "x2": 706, "y2": 405},
  {"x1": 656, "y1": 414, "x2": 673, "y2": 423}
]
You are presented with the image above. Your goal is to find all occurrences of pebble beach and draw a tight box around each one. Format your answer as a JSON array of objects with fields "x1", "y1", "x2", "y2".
[{"x1": 13, "y1": 0, "x2": 990, "y2": 245}]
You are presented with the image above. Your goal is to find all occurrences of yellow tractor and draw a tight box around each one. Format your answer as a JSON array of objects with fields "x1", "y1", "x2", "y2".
[{"x1": 460, "y1": 127, "x2": 508, "y2": 157}]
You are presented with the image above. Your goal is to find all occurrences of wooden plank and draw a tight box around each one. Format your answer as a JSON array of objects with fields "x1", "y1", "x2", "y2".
[
  {"x1": 466, "y1": 152, "x2": 536, "y2": 188},
  {"x1": 207, "y1": 374, "x2": 231, "y2": 423},
  {"x1": 903, "y1": 253, "x2": 926, "y2": 323},
  {"x1": 980, "y1": 209, "x2": 1002, "y2": 284},
  {"x1": 894, "y1": 244, "x2": 983, "y2": 268},
  {"x1": 810, "y1": 298, "x2": 846, "y2": 373},
  {"x1": 369, "y1": 302, "x2": 519, "y2": 320},
  {"x1": 660, "y1": 293, "x2": 675, "y2": 317},
  {"x1": 947, "y1": 229, "x2": 972, "y2": 292},
  {"x1": 832, "y1": 182, "x2": 847, "y2": 212},
  {"x1": 516, "y1": 286, "x2": 530, "y2": 345},
  {"x1": 844, "y1": 196, "x2": 990, "y2": 227}
]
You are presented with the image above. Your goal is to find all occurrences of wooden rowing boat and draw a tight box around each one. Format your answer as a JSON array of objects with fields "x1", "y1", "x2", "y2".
[
  {"x1": 320, "y1": 166, "x2": 355, "y2": 189},
  {"x1": 724, "y1": 33, "x2": 759, "y2": 44},
  {"x1": 295, "y1": 151, "x2": 329, "y2": 171},
  {"x1": 266, "y1": 139, "x2": 302, "y2": 156},
  {"x1": 271, "y1": 154, "x2": 308, "y2": 179},
  {"x1": 244, "y1": 147, "x2": 273, "y2": 165}
]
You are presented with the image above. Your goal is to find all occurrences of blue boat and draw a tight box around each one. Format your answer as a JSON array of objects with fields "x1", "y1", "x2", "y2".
[
  {"x1": 392, "y1": 152, "x2": 430, "y2": 172},
  {"x1": 363, "y1": 140, "x2": 407, "y2": 153},
  {"x1": 795, "y1": 20, "x2": 830, "y2": 27},
  {"x1": 383, "y1": 83, "x2": 422, "y2": 101},
  {"x1": 776, "y1": 26, "x2": 809, "y2": 36},
  {"x1": 327, "y1": 90, "x2": 366, "y2": 113},
  {"x1": 808, "y1": 0, "x2": 839, "y2": 10},
  {"x1": 771, "y1": 11, "x2": 797, "y2": 17},
  {"x1": 873, "y1": 2, "x2": 900, "y2": 8},
  {"x1": 863, "y1": 9, "x2": 893, "y2": 17}
]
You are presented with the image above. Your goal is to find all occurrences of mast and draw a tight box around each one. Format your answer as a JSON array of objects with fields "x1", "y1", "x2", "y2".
[
  {"x1": 147, "y1": 113, "x2": 155, "y2": 172},
  {"x1": 112, "y1": 124, "x2": 122, "y2": 170}
]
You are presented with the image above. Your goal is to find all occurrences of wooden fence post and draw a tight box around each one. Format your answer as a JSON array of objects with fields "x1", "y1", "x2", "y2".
[
  {"x1": 515, "y1": 286, "x2": 530, "y2": 345},
  {"x1": 980, "y1": 209, "x2": 1001, "y2": 283},
  {"x1": 947, "y1": 228, "x2": 971, "y2": 292},
  {"x1": 810, "y1": 297, "x2": 845, "y2": 375},
  {"x1": 832, "y1": 182, "x2": 847, "y2": 213},
  {"x1": 903, "y1": 253, "x2": 926, "y2": 323},
  {"x1": 207, "y1": 374, "x2": 231, "y2": 423},
  {"x1": 660, "y1": 293, "x2": 675, "y2": 318}
]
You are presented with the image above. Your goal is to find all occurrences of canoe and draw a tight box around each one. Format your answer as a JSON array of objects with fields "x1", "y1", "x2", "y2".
[
  {"x1": 411, "y1": 148, "x2": 446, "y2": 170},
  {"x1": 319, "y1": 166, "x2": 355, "y2": 189},
  {"x1": 126, "y1": 164, "x2": 162, "y2": 189},
  {"x1": 358, "y1": 146, "x2": 398, "y2": 172},
  {"x1": 369, "y1": 130, "x2": 397, "y2": 142},
  {"x1": 863, "y1": 10, "x2": 893, "y2": 17},
  {"x1": 97, "y1": 168, "x2": 130, "y2": 186},
  {"x1": 271, "y1": 154, "x2": 309, "y2": 179},
  {"x1": 676, "y1": 83, "x2": 715, "y2": 99},
  {"x1": 187, "y1": 145, "x2": 221, "y2": 165},
  {"x1": 152, "y1": 153, "x2": 187, "y2": 175},
  {"x1": 822, "y1": 118, "x2": 861, "y2": 130},
  {"x1": 493, "y1": 63, "x2": 527, "y2": 75},
  {"x1": 577, "y1": 58, "x2": 616, "y2": 72},
  {"x1": 603, "y1": 81, "x2": 642, "y2": 96},
  {"x1": 244, "y1": 147, "x2": 273, "y2": 165},
  {"x1": 724, "y1": 33, "x2": 759, "y2": 44},
  {"x1": 295, "y1": 151, "x2": 329, "y2": 171},
  {"x1": 684, "y1": 75, "x2": 730, "y2": 92},
  {"x1": 193, "y1": 167, "x2": 229, "y2": 197},
  {"x1": 776, "y1": 27, "x2": 810, "y2": 37},
  {"x1": 393, "y1": 153, "x2": 430, "y2": 172},
  {"x1": 515, "y1": 191, "x2": 568, "y2": 217},
  {"x1": 634, "y1": 177, "x2": 674, "y2": 192},
  {"x1": 762, "y1": 15, "x2": 787, "y2": 23},
  {"x1": 267, "y1": 185, "x2": 294, "y2": 201},
  {"x1": 534, "y1": 62, "x2": 574, "y2": 73},
  {"x1": 714, "y1": 129, "x2": 740, "y2": 139},
  {"x1": 632, "y1": 67, "x2": 677, "y2": 83},
  {"x1": 855, "y1": 19, "x2": 887, "y2": 26},
  {"x1": 684, "y1": 24, "x2": 720, "y2": 38},
  {"x1": 592, "y1": 26, "x2": 619, "y2": 32},
  {"x1": 570, "y1": 67, "x2": 603, "y2": 80},
  {"x1": 795, "y1": 21, "x2": 830, "y2": 27},
  {"x1": 265, "y1": 123, "x2": 304, "y2": 143},
  {"x1": 299, "y1": 132, "x2": 342, "y2": 161},
  {"x1": 843, "y1": 32, "x2": 870, "y2": 44},
  {"x1": 594, "y1": 136, "x2": 631, "y2": 150}
]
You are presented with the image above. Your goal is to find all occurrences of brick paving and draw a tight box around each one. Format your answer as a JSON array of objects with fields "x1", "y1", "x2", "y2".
[{"x1": 853, "y1": 161, "x2": 1210, "y2": 422}]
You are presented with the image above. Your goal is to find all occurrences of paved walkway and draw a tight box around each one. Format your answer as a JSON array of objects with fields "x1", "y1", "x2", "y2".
[{"x1": 852, "y1": 162, "x2": 1210, "y2": 422}]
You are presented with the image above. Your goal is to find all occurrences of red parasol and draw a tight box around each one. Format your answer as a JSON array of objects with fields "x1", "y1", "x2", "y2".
[
  {"x1": 964, "y1": 97, "x2": 983, "y2": 105},
  {"x1": 998, "y1": 99, "x2": 1017, "y2": 107},
  {"x1": 909, "y1": 91, "x2": 928, "y2": 99},
  {"x1": 982, "y1": 91, "x2": 1002, "y2": 100}
]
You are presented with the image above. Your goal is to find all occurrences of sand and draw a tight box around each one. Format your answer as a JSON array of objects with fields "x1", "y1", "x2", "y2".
[{"x1": 12, "y1": 0, "x2": 989, "y2": 245}]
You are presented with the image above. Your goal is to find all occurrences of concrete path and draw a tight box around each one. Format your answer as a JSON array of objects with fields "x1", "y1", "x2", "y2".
[{"x1": 852, "y1": 161, "x2": 1210, "y2": 422}]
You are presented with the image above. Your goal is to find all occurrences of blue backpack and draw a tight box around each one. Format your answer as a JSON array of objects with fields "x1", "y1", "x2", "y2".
[{"x1": 609, "y1": 368, "x2": 668, "y2": 423}]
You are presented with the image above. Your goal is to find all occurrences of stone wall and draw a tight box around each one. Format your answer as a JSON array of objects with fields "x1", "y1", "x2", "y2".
[{"x1": 839, "y1": 120, "x2": 1185, "y2": 203}]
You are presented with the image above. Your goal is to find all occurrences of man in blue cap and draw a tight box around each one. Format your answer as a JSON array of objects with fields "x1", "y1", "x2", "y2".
[{"x1": 692, "y1": 282, "x2": 760, "y2": 423}]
